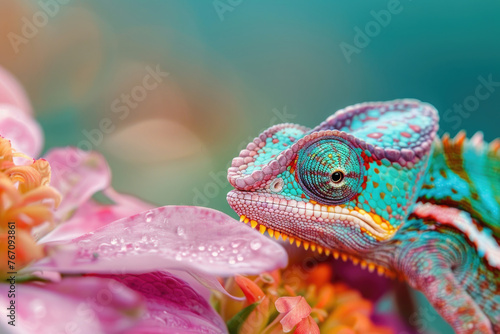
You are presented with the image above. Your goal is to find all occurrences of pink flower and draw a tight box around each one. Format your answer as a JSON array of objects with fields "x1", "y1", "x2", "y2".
[
  {"x1": 275, "y1": 296, "x2": 320, "y2": 334},
  {"x1": 0, "y1": 67, "x2": 288, "y2": 333}
]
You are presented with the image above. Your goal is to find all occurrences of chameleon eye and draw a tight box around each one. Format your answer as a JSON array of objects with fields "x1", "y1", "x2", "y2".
[
  {"x1": 331, "y1": 171, "x2": 344, "y2": 183},
  {"x1": 297, "y1": 136, "x2": 364, "y2": 204}
]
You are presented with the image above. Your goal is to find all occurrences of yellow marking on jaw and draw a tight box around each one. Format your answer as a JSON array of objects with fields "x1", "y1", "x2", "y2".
[
  {"x1": 238, "y1": 215, "x2": 399, "y2": 279},
  {"x1": 351, "y1": 206, "x2": 397, "y2": 241}
]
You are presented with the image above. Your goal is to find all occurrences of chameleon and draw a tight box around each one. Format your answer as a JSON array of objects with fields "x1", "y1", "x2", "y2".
[{"x1": 226, "y1": 100, "x2": 500, "y2": 333}]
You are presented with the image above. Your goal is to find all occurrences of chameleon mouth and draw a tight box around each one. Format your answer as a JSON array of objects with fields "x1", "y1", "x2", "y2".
[
  {"x1": 238, "y1": 214, "x2": 397, "y2": 279},
  {"x1": 227, "y1": 190, "x2": 396, "y2": 241}
]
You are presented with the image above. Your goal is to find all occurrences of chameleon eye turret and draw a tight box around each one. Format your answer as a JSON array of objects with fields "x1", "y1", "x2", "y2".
[{"x1": 296, "y1": 136, "x2": 364, "y2": 205}]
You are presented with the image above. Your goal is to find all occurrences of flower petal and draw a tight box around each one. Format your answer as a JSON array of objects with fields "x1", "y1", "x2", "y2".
[
  {"x1": 235, "y1": 275, "x2": 265, "y2": 305},
  {"x1": 295, "y1": 316, "x2": 320, "y2": 334},
  {"x1": 0, "y1": 276, "x2": 144, "y2": 333},
  {"x1": 40, "y1": 194, "x2": 153, "y2": 243},
  {"x1": 0, "y1": 105, "x2": 43, "y2": 157},
  {"x1": 108, "y1": 272, "x2": 228, "y2": 334},
  {"x1": 275, "y1": 296, "x2": 312, "y2": 332},
  {"x1": 44, "y1": 148, "x2": 111, "y2": 221},
  {"x1": 0, "y1": 67, "x2": 32, "y2": 115},
  {"x1": 0, "y1": 230, "x2": 43, "y2": 278},
  {"x1": 26, "y1": 206, "x2": 288, "y2": 277}
]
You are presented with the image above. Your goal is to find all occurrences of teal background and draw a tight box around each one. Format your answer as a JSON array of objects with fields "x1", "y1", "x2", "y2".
[{"x1": 2, "y1": 1, "x2": 500, "y2": 333}]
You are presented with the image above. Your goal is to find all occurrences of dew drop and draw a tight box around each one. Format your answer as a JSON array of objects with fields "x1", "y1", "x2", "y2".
[
  {"x1": 228, "y1": 257, "x2": 236, "y2": 265},
  {"x1": 176, "y1": 226, "x2": 185, "y2": 236},
  {"x1": 231, "y1": 241, "x2": 241, "y2": 248},
  {"x1": 198, "y1": 246, "x2": 205, "y2": 251},
  {"x1": 250, "y1": 240, "x2": 262, "y2": 250},
  {"x1": 145, "y1": 211, "x2": 154, "y2": 223},
  {"x1": 175, "y1": 254, "x2": 182, "y2": 261},
  {"x1": 77, "y1": 239, "x2": 91, "y2": 248},
  {"x1": 110, "y1": 238, "x2": 118, "y2": 245},
  {"x1": 211, "y1": 251, "x2": 218, "y2": 257},
  {"x1": 31, "y1": 299, "x2": 46, "y2": 318},
  {"x1": 99, "y1": 243, "x2": 113, "y2": 253},
  {"x1": 237, "y1": 254, "x2": 244, "y2": 261}
]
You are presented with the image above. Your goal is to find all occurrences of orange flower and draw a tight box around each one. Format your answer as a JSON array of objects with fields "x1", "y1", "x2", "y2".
[
  {"x1": 0, "y1": 137, "x2": 60, "y2": 277},
  {"x1": 214, "y1": 263, "x2": 393, "y2": 334}
]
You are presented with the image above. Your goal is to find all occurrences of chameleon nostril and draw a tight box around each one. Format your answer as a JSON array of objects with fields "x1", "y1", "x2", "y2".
[{"x1": 269, "y1": 178, "x2": 284, "y2": 193}]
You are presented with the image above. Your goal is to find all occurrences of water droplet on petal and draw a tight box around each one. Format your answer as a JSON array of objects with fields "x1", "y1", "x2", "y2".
[
  {"x1": 175, "y1": 254, "x2": 182, "y2": 261},
  {"x1": 250, "y1": 240, "x2": 262, "y2": 251},
  {"x1": 145, "y1": 211, "x2": 154, "y2": 223},
  {"x1": 176, "y1": 226, "x2": 185, "y2": 236},
  {"x1": 228, "y1": 257, "x2": 236, "y2": 265},
  {"x1": 31, "y1": 299, "x2": 46, "y2": 318},
  {"x1": 110, "y1": 238, "x2": 118, "y2": 245},
  {"x1": 237, "y1": 254, "x2": 244, "y2": 261},
  {"x1": 211, "y1": 251, "x2": 218, "y2": 257},
  {"x1": 99, "y1": 243, "x2": 113, "y2": 253},
  {"x1": 78, "y1": 239, "x2": 91, "y2": 248},
  {"x1": 198, "y1": 246, "x2": 205, "y2": 251}
]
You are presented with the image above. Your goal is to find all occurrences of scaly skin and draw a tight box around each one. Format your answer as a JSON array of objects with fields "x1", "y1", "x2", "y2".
[{"x1": 226, "y1": 100, "x2": 500, "y2": 333}]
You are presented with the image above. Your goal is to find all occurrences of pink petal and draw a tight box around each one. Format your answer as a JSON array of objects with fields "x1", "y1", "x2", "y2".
[
  {"x1": 0, "y1": 105, "x2": 43, "y2": 157},
  {"x1": 0, "y1": 276, "x2": 144, "y2": 333},
  {"x1": 40, "y1": 194, "x2": 154, "y2": 243},
  {"x1": 105, "y1": 272, "x2": 227, "y2": 334},
  {"x1": 27, "y1": 206, "x2": 288, "y2": 277},
  {"x1": 275, "y1": 296, "x2": 312, "y2": 332},
  {"x1": 44, "y1": 148, "x2": 111, "y2": 221},
  {"x1": 295, "y1": 316, "x2": 320, "y2": 334},
  {"x1": 0, "y1": 66, "x2": 32, "y2": 115}
]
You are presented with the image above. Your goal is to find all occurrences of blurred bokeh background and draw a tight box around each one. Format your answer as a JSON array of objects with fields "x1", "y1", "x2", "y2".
[{"x1": 1, "y1": 1, "x2": 499, "y2": 332}]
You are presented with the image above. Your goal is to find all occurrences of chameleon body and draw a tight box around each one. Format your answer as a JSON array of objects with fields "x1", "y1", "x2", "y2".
[{"x1": 226, "y1": 100, "x2": 500, "y2": 333}]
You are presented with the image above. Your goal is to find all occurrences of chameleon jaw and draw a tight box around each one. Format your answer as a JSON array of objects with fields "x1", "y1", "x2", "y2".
[
  {"x1": 239, "y1": 214, "x2": 397, "y2": 279},
  {"x1": 227, "y1": 190, "x2": 396, "y2": 242}
]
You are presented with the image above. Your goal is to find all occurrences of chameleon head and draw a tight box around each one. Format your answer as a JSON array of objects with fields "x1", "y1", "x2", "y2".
[{"x1": 227, "y1": 100, "x2": 438, "y2": 255}]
